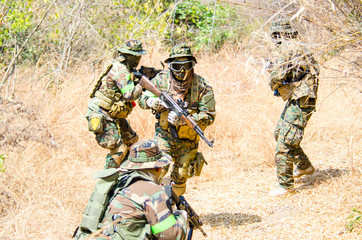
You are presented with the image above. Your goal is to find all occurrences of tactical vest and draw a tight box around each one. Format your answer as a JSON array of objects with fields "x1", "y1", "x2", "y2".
[
  {"x1": 91, "y1": 60, "x2": 134, "y2": 118},
  {"x1": 158, "y1": 75, "x2": 206, "y2": 142},
  {"x1": 74, "y1": 169, "x2": 154, "y2": 240}
]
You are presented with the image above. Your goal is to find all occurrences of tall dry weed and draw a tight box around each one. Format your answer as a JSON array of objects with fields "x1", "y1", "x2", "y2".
[{"x1": 0, "y1": 2, "x2": 361, "y2": 238}]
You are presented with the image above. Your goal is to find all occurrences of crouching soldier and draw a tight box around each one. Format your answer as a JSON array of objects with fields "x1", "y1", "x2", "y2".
[
  {"x1": 74, "y1": 140, "x2": 188, "y2": 240},
  {"x1": 86, "y1": 40, "x2": 146, "y2": 169}
]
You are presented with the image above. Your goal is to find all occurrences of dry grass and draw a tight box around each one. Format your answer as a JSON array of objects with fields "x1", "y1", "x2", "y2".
[{"x1": 0, "y1": 40, "x2": 361, "y2": 240}]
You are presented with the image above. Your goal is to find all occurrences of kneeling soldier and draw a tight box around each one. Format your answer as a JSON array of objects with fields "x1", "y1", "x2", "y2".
[{"x1": 74, "y1": 139, "x2": 187, "y2": 240}]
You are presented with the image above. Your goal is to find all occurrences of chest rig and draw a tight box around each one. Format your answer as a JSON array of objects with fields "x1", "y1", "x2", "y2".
[
  {"x1": 91, "y1": 60, "x2": 134, "y2": 118},
  {"x1": 158, "y1": 75, "x2": 206, "y2": 142}
]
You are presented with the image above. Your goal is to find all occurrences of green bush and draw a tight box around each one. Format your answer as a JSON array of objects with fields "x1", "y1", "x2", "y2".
[
  {"x1": 165, "y1": 0, "x2": 250, "y2": 51},
  {"x1": 0, "y1": 0, "x2": 39, "y2": 66},
  {"x1": 0, "y1": 0, "x2": 255, "y2": 68}
]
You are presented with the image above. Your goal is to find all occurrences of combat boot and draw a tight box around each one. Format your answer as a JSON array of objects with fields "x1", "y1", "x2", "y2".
[
  {"x1": 268, "y1": 186, "x2": 295, "y2": 197},
  {"x1": 293, "y1": 165, "x2": 315, "y2": 178}
]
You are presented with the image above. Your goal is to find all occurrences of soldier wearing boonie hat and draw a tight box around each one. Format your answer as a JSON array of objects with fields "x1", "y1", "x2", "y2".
[
  {"x1": 121, "y1": 139, "x2": 172, "y2": 170},
  {"x1": 139, "y1": 43, "x2": 216, "y2": 196},
  {"x1": 74, "y1": 139, "x2": 187, "y2": 240},
  {"x1": 267, "y1": 19, "x2": 320, "y2": 197},
  {"x1": 85, "y1": 40, "x2": 147, "y2": 169}
]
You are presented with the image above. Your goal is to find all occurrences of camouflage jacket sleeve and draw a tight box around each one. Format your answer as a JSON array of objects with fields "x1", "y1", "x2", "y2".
[
  {"x1": 191, "y1": 75, "x2": 216, "y2": 127},
  {"x1": 109, "y1": 60, "x2": 142, "y2": 101},
  {"x1": 143, "y1": 182, "x2": 187, "y2": 240}
]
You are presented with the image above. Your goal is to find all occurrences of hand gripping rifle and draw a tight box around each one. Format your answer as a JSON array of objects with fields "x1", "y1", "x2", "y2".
[
  {"x1": 138, "y1": 75, "x2": 214, "y2": 148},
  {"x1": 171, "y1": 189, "x2": 207, "y2": 239}
]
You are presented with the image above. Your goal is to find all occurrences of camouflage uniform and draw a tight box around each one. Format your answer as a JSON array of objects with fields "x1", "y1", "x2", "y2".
[
  {"x1": 269, "y1": 19, "x2": 319, "y2": 190},
  {"x1": 74, "y1": 140, "x2": 187, "y2": 240},
  {"x1": 139, "y1": 44, "x2": 216, "y2": 196},
  {"x1": 86, "y1": 40, "x2": 146, "y2": 168}
]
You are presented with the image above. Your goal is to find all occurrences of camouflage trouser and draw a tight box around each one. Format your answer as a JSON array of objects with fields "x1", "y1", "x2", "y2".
[
  {"x1": 94, "y1": 118, "x2": 138, "y2": 169},
  {"x1": 274, "y1": 100, "x2": 315, "y2": 189},
  {"x1": 154, "y1": 124, "x2": 199, "y2": 196},
  {"x1": 95, "y1": 118, "x2": 137, "y2": 149}
]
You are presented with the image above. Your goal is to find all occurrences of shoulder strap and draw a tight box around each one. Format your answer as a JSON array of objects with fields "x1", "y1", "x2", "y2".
[
  {"x1": 90, "y1": 63, "x2": 113, "y2": 98},
  {"x1": 191, "y1": 74, "x2": 199, "y2": 109}
]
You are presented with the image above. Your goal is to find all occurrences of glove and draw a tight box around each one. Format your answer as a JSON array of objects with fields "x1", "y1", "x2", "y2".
[
  {"x1": 146, "y1": 98, "x2": 167, "y2": 111},
  {"x1": 168, "y1": 111, "x2": 184, "y2": 126}
]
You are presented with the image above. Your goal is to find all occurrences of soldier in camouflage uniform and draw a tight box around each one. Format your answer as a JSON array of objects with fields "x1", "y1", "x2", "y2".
[
  {"x1": 74, "y1": 140, "x2": 188, "y2": 240},
  {"x1": 86, "y1": 40, "x2": 146, "y2": 169},
  {"x1": 267, "y1": 19, "x2": 320, "y2": 197},
  {"x1": 139, "y1": 43, "x2": 216, "y2": 196}
]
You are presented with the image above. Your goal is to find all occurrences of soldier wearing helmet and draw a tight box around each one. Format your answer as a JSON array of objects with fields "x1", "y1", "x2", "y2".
[
  {"x1": 139, "y1": 43, "x2": 216, "y2": 197},
  {"x1": 86, "y1": 40, "x2": 146, "y2": 169},
  {"x1": 74, "y1": 140, "x2": 188, "y2": 240},
  {"x1": 267, "y1": 19, "x2": 320, "y2": 197}
]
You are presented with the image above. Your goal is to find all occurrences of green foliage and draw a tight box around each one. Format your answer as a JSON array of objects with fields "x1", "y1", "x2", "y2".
[
  {"x1": 0, "y1": 0, "x2": 39, "y2": 66},
  {"x1": 346, "y1": 208, "x2": 362, "y2": 234},
  {"x1": 0, "y1": 0, "x2": 255, "y2": 69},
  {"x1": 90, "y1": 0, "x2": 250, "y2": 52},
  {"x1": 0, "y1": 154, "x2": 5, "y2": 173},
  {"x1": 166, "y1": 0, "x2": 250, "y2": 51},
  {"x1": 95, "y1": 0, "x2": 173, "y2": 48}
]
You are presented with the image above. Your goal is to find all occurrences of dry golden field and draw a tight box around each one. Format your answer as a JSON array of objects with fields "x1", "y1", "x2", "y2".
[{"x1": 0, "y1": 39, "x2": 361, "y2": 240}]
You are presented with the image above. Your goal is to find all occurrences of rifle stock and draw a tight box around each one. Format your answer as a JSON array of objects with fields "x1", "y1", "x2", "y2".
[{"x1": 139, "y1": 76, "x2": 214, "y2": 148}]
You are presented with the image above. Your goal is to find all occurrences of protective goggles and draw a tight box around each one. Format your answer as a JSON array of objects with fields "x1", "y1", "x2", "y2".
[{"x1": 169, "y1": 60, "x2": 195, "y2": 72}]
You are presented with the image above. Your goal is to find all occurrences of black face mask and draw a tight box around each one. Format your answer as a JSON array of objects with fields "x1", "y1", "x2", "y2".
[{"x1": 125, "y1": 54, "x2": 141, "y2": 68}]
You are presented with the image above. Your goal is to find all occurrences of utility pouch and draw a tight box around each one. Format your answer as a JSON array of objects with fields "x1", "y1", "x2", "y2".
[
  {"x1": 299, "y1": 96, "x2": 316, "y2": 108},
  {"x1": 159, "y1": 111, "x2": 170, "y2": 130},
  {"x1": 109, "y1": 101, "x2": 132, "y2": 119},
  {"x1": 278, "y1": 84, "x2": 296, "y2": 101},
  {"x1": 95, "y1": 91, "x2": 114, "y2": 110},
  {"x1": 88, "y1": 112, "x2": 104, "y2": 133},
  {"x1": 194, "y1": 152, "x2": 207, "y2": 176},
  {"x1": 187, "y1": 152, "x2": 207, "y2": 177}
]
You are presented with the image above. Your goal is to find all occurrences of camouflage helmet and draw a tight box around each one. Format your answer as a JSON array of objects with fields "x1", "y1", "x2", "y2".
[
  {"x1": 120, "y1": 140, "x2": 171, "y2": 170},
  {"x1": 117, "y1": 40, "x2": 147, "y2": 56},
  {"x1": 270, "y1": 19, "x2": 298, "y2": 37},
  {"x1": 164, "y1": 43, "x2": 197, "y2": 63}
]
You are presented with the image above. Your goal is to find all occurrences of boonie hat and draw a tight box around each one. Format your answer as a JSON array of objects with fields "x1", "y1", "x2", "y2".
[
  {"x1": 165, "y1": 43, "x2": 197, "y2": 63},
  {"x1": 121, "y1": 140, "x2": 171, "y2": 170},
  {"x1": 117, "y1": 40, "x2": 147, "y2": 56}
]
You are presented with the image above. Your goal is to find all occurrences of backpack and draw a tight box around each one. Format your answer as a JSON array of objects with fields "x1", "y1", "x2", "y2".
[{"x1": 74, "y1": 169, "x2": 153, "y2": 240}]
